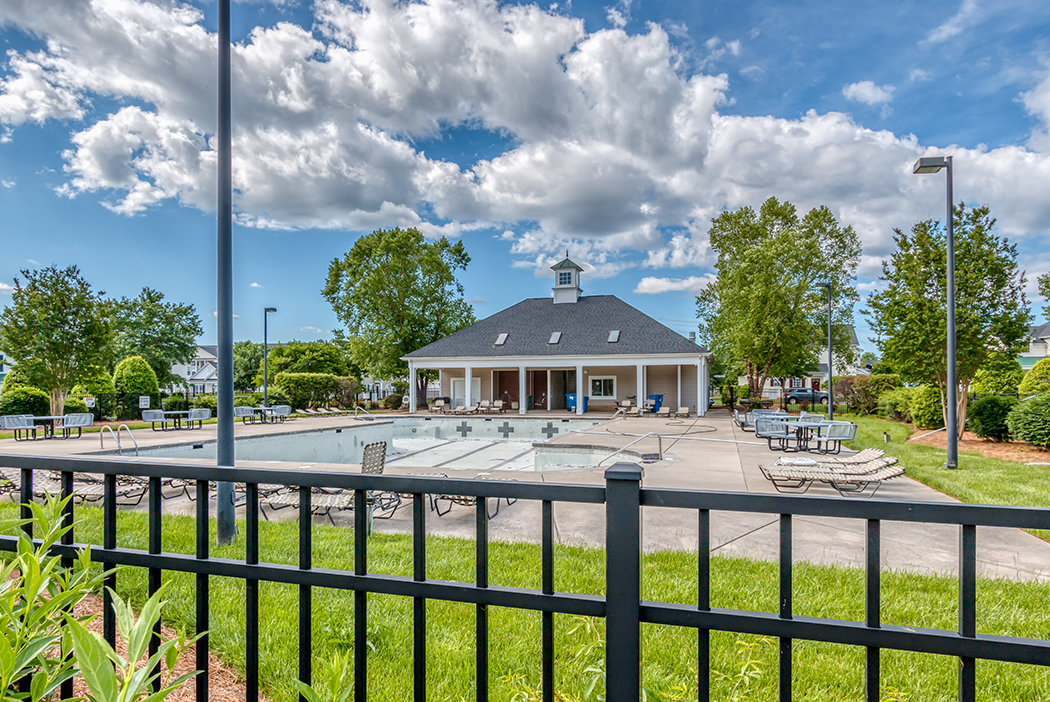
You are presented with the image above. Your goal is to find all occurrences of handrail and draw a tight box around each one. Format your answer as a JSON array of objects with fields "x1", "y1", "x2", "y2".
[
  {"x1": 100, "y1": 425, "x2": 119, "y2": 452},
  {"x1": 596, "y1": 432, "x2": 663, "y2": 467},
  {"x1": 117, "y1": 424, "x2": 139, "y2": 456},
  {"x1": 353, "y1": 406, "x2": 376, "y2": 421}
]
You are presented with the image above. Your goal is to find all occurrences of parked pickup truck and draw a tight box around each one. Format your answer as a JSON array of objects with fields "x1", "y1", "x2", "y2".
[{"x1": 784, "y1": 388, "x2": 828, "y2": 404}]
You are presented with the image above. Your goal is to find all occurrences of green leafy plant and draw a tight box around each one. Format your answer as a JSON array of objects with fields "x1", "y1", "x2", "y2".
[
  {"x1": 877, "y1": 387, "x2": 915, "y2": 423},
  {"x1": 274, "y1": 372, "x2": 340, "y2": 410},
  {"x1": 910, "y1": 386, "x2": 944, "y2": 429},
  {"x1": 113, "y1": 355, "x2": 159, "y2": 396},
  {"x1": 1007, "y1": 394, "x2": 1050, "y2": 448},
  {"x1": 713, "y1": 637, "x2": 773, "y2": 702},
  {"x1": 1020, "y1": 358, "x2": 1050, "y2": 395},
  {"x1": 967, "y1": 394, "x2": 1018, "y2": 442},
  {"x1": 293, "y1": 650, "x2": 354, "y2": 702},
  {"x1": 65, "y1": 585, "x2": 201, "y2": 702},
  {"x1": 972, "y1": 352, "x2": 1025, "y2": 394},
  {"x1": 382, "y1": 393, "x2": 403, "y2": 410},
  {"x1": 0, "y1": 385, "x2": 51, "y2": 417},
  {"x1": 62, "y1": 396, "x2": 89, "y2": 414}
]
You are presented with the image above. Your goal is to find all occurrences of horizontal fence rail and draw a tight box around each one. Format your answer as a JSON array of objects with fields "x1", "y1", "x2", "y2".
[{"x1": 1, "y1": 453, "x2": 1050, "y2": 702}]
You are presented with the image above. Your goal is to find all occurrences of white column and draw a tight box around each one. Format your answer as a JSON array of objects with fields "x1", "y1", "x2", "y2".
[
  {"x1": 546, "y1": 369, "x2": 551, "y2": 410},
  {"x1": 464, "y1": 365, "x2": 473, "y2": 409},
  {"x1": 408, "y1": 362, "x2": 417, "y2": 413},
  {"x1": 677, "y1": 364, "x2": 682, "y2": 410},
  {"x1": 697, "y1": 359, "x2": 705, "y2": 417},
  {"x1": 576, "y1": 364, "x2": 584, "y2": 415},
  {"x1": 519, "y1": 365, "x2": 527, "y2": 415},
  {"x1": 636, "y1": 364, "x2": 643, "y2": 405}
]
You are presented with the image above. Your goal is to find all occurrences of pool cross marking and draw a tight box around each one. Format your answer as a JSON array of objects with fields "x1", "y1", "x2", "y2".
[
  {"x1": 498, "y1": 422, "x2": 515, "y2": 439},
  {"x1": 541, "y1": 422, "x2": 559, "y2": 439},
  {"x1": 457, "y1": 421, "x2": 473, "y2": 437}
]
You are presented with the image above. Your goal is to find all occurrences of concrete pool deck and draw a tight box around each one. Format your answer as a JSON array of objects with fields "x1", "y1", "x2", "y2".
[{"x1": 2, "y1": 411, "x2": 1049, "y2": 581}]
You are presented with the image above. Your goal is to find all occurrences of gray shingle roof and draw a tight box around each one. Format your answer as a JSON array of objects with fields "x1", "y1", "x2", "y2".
[
  {"x1": 1030, "y1": 323, "x2": 1050, "y2": 340},
  {"x1": 404, "y1": 295, "x2": 707, "y2": 359}
]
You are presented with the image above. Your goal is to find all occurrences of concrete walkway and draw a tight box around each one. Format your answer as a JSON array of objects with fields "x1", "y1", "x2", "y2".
[{"x1": 2, "y1": 411, "x2": 1049, "y2": 581}]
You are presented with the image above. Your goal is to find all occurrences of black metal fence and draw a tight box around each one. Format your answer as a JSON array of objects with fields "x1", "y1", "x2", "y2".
[{"x1": 2, "y1": 453, "x2": 1050, "y2": 702}]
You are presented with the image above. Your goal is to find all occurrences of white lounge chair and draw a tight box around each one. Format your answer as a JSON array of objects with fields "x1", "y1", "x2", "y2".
[{"x1": 674, "y1": 407, "x2": 690, "y2": 418}]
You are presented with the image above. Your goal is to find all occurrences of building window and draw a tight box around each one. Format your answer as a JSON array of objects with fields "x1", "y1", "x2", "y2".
[
  {"x1": 548, "y1": 331, "x2": 562, "y2": 344},
  {"x1": 589, "y1": 376, "x2": 616, "y2": 398},
  {"x1": 495, "y1": 332, "x2": 508, "y2": 346},
  {"x1": 558, "y1": 271, "x2": 572, "y2": 286}
]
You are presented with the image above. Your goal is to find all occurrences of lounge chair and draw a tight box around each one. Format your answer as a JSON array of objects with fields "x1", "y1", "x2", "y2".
[
  {"x1": 655, "y1": 406, "x2": 671, "y2": 419},
  {"x1": 478, "y1": 400, "x2": 492, "y2": 414},
  {"x1": 429, "y1": 399, "x2": 445, "y2": 414},
  {"x1": 493, "y1": 400, "x2": 506, "y2": 414},
  {"x1": 449, "y1": 405, "x2": 466, "y2": 415},
  {"x1": 758, "y1": 461, "x2": 905, "y2": 497},
  {"x1": 2, "y1": 414, "x2": 38, "y2": 441},
  {"x1": 674, "y1": 407, "x2": 690, "y2": 418},
  {"x1": 141, "y1": 409, "x2": 173, "y2": 431},
  {"x1": 59, "y1": 412, "x2": 94, "y2": 438},
  {"x1": 0, "y1": 468, "x2": 147, "y2": 505},
  {"x1": 430, "y1": 476, "x2": 519, "y2": 519},
  {"x1": 187, "y1": 408, "x2": 211, "y2": 429},
  {"x1": 360, "y1": 441, "x2": 401, "y2": 518}
]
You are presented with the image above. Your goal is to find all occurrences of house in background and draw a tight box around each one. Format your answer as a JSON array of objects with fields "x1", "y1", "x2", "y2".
[
  {"x1": 403, "y1": 257, "x2": 712, "y2": 415},
  {"x1": 1020, "y1": 322, "x2": 1050, "y2": 371},
  {"x1": 0, "y1": 353, "x2": 8, "y2": 384},
  {"x1": 743, "y1": 326, "x2": 867, "y2": 399},
  {"x1": 170, "y1": 345, "x2": 218, "y2": 395}
]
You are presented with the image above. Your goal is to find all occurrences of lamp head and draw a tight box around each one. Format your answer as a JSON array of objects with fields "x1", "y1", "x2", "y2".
[
  {"x1": 265, "y1": 307, "x2": 277, "y2": 313},
  {"x1": 814, "y1": 281, "x2": 830, "y2": 289},
  {"x1": 913, "y1": 156, "x2": 948, "y2": 174}
]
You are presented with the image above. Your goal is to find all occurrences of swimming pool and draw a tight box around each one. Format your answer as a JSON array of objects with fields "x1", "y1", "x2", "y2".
[{"x1": 140, "y1": 416, "x2": 612, "y2": 471}]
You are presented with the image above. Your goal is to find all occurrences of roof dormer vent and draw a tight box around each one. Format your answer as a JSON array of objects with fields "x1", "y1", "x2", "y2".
[
  {"x1": 608, "y1": 330, "x2": 620, "y2": 343},
  {"x1": 495, "y1": 333, "x2": 508, "y2": 346},
  {"x1": 548, "y1": 331, "x2": 562, "y2": 344}
]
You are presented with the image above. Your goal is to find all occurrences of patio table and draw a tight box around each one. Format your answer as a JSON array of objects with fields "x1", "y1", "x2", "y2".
[
  {"x1": 163, "y1": 410, "x2": 190, "y2": 429},
  {"x1": 31, "y1": 415, "x2": 66, "y2": 439},
  {"x1": 252, "y1": 407, "x2": 277, "y2": 423},
  {"x1": 791, "y1": 420, "x2": 830, "y2": 452}
]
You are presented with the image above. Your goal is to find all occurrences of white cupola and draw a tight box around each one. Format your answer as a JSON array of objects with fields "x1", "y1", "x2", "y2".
[{"x1": 551, "y1": 253, "x2": 583, "y2": 304}]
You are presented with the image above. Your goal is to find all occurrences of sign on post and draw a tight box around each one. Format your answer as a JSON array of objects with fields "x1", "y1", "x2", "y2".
[
  {"x1": 84, "y1": 397, "x2": 95, "y2": 408},
  {"x1": 139, "y1": 396, "x2": 151, "y2": 409}
]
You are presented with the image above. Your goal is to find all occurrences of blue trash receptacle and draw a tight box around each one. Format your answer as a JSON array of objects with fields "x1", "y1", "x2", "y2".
[
  {"x1": 581, "y1": 396, "x2": 589, "y2": 413},
  {"x1": 566, "y1": 393, "x2": 577, "y2": 411},
  {"x1": 649, "y1": 394, "x2": 664, "y2": 412}
]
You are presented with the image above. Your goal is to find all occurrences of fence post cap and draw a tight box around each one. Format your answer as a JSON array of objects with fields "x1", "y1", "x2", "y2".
[{"x1": 604, "y1": 461, "x2": 643, "y2": 481}]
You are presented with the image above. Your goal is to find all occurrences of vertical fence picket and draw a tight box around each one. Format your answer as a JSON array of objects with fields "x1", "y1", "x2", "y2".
[
  {"x1": 18, "y1": 468, "x2": 32, "y2": 697},
  {"x1": 195, "y1": 479, "x2": 209, "y2": 702},
  {"x1": 246, "y1": 483, "x2": 259, "y2": 702},
  {"x1": 959, "y1": 525, "x2": 977, "y2": 702},
  {"x1": 354, "y1": 489, "x2": 368, "y2": 702},
  {"x1": 476, "y1": 498, "x2": 489, "y2": 702},
  {"x1": 60, "y1": 470, "x2": 74, "y2": 701},
  {"x1": 299, "y1": 487, "x2": 312, "y2": 701},
  {"x1": 542, "y1": 499, "x2": 554, "y2": 702},
  {"x1": 604, "y1": 463, "x2": 643, "y2": 702},
  {"x1": 865, "y1": 519, "x2": 880, "y2": 702},
  {"x1": 697, "y1": 508, "x2": 710, "y2": 702},
  {"x1": 779, "y1": 514, "x2": 792, "y2": 702},
  {"x1": 149, "y1": 476, "x2": 163, "y2": 692},
  {"x1": 413, "y1": 494, "x2": 426, "y2": 702},
  {"x1": 104, "y1": 473, "x2": 117, "y2": 649}
]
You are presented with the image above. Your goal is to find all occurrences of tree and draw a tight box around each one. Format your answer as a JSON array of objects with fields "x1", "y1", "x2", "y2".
[
  {"x1": 1020, "y1": 358, "x2": 1050, "y2": 395},
  {"x1": 323, "y1": 228, "x2": 477, "y2": 408},
  {"x1": 866, "y1": 204, "x2": 1031, "y2": 431},
  {"x1": 0, "y1": 265, "x2": 112, "y2": 415},
  {"x1": 971, "y1": 352, "x2": 1025, "y2": 394},
  {"x1": 1038, "y1": 271, "x2": 1050, "y2": 320},
  {"x1": 696, "y1": 197, "x2": 861, "y2": 397},
  {"x1": 113, "y1": 355, "x2": 159, "y2": 395},
  {"x1": 109, "y1": 287, "x2": 202, "y2": 386},
  {"x1": 233, "y1": 340, "x2": 264, "y2": 392},
  {"x1": 255, "y1": 340, "x2": 352, "y2": 388}
]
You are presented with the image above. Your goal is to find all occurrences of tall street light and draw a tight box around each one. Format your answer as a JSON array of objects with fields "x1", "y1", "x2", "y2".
[
  {"x1": 913, "y1": 155, "x2": 957, "y2": 469},
  {"x1": 263, "y1": 307, "x2": 277, "y2": 407},
  {"x1": 815, "y1": 281, "x2": 833, "y2": 420}
]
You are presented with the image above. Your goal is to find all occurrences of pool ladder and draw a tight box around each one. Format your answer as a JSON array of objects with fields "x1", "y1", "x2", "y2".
[
  {"x1": 352, "y1": 406, "x2": 377, "y2": 421},
  {"x1": 100, "y1": 424, "x2": 139, "y2": 456}
]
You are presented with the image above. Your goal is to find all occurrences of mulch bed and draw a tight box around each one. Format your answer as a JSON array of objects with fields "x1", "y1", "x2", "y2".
[{"x1": 906, "y1": 425, "x2": 1049, "y2": 464}]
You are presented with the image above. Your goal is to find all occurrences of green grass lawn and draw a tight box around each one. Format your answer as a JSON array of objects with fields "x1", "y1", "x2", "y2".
[{"x1": 4, "y1": 501, "x2": 1049, "y2": 702}]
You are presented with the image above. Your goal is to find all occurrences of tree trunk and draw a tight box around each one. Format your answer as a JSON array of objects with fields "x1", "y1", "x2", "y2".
[
  {"x1": 957, "y1": 380, "x2": 971, "y2": 434},
  {"x1": 415, "y1": 376, "x2": 429, "y2": 410},
  {"x1": 49, "y1": 388, "x2": 66, "y2": 417}
]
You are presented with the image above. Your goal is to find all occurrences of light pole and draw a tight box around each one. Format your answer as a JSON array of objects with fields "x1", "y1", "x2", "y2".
[
  {"x1": 815, "y1": 281, "x2": 833, "y2": 420},
  {"x1": 263, "y1": 307, "x2": 277, "y2": 407},
  {"x1": 913, "y1": 155, "x2": 957, "y2": 469}
]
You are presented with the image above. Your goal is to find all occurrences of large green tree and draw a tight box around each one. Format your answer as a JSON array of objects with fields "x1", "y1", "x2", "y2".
[
  {"x1": 255, "y1": 340, "x2": 353, "y2": 387},
  {"x1": 1039, "y1": 271, "x2": 1050, "y2": 320},
  {"x1": 696, "y1": 197, "x2": 862, "y2": 397},
  {"x1": 0, "y1": 265, "x2": 112, "y2": 414},
  {"x1": 866, "y1": 204, "x2": 1031, "y2": 430},
  {"x1": 323, "y1": 227, "x2": 476, "y2": 408},
  {"x1": 108, "y1": 287, "x2": 202, "y2": 386},
  {"x1": 233, "y1": 340, "x2": 265, "y2": 392}
]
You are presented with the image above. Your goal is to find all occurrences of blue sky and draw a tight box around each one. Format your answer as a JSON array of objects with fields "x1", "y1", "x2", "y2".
[{"x1": 2, "y1": 0, "x2": 1049, "y2": 352}]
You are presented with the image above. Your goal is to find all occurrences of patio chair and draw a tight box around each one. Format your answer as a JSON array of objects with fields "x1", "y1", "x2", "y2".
[
  {"x1": 142, "y1": 409, "x2": 173, "y2": 431},
  {"x1": 493, "y1": 400, "x2": 506, "y2": 414},
  {"x1": 1, "y1": 414, "x2": 38, "y2": 441},
  {"x1": 360, "y1": 441, "x2": 401, "y2": 518},
  {"x1": 59, "y1": 412, "x2": 94, "y2": 438},
  {"x1": 754, "y1": 416, "x2": 798, "y2": 451},
  {"x1": 655, "y1": 406, "x2": 671, "y2": 419},
  {"x1": 187, "y1": 408, "x2": 211, "y2": 429},
  {"x1": 233, "y1": 406, "x2": 255, "y2": 424},
  {"x1": 812, "y1": 421, "x2": 858, "y2": 455},
  {"x1": 271, "y1": 405, "x2": 292, "y2": 422},
  {"x1": 674, "y1": 407, "x2": 690, "y2": 418},
  {"x1": 429, "y1": 399, "x2": 445, "y2": 414},
  {"x1": 478, "y1": 400, "x2": 492, "y2": 414}
]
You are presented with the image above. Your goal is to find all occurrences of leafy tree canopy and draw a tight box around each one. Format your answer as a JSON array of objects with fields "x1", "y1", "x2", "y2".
[
  {"x1": 113, "y1": 355, "x2": 159, "y2": 396},
  {"x1": 322, "y1": 228, "x2": 476, "y2": 407},
  {"x1": 1038, "y1": 271, "x2": 1050, "y2": 321},
  {"x1": 971, "y1": 352, "x2": 1025, "y2": 395},
  {"x1": 256, "y1": 340, "x2": 353, "y2": 387},
  {"x1": 866, "y1": 204, "x2": 1031, "y2": 430},
  {"x1": 233, "y1": 340, "x2": 265, "y2": 392},
  {"x1": 0, "y1": 265, "x2": 112, "y2": 414},
  {"x1": 108, "y1": 287, "x2": 202, "y2": 386},
  {"x1": 696, "y1": 197, "x2": 861, "y2": 396},
  {"x1": 1020, "y1": 358, "x2": 1050, "y2": 395},
  {"x1": 0, "y1": 358, "x2": 48, "y2": 395}
]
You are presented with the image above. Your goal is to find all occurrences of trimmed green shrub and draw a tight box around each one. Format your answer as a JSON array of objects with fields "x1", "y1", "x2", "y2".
[
  {"x1": 191, "y1": 395, "x2": 218, "y2": 413},
  {"x1": 0, "y1": 386, "x2": 50, "y2": 417},
  {"x1": 0, "y1": 359, "x2": 48, "y2": 395},
  {"x1": 275, "y1": 372, "x2": 339, "y2": 410},
  {"x1": 383, "y1": 393, "x2": 404, "y2": 410},
  {"x1": 967, "y1": 394, "x2": 1018, "y2": 442},
  {"x1": 1007, "y1": 394, "x2": 1050, "y2": 448},
  {"x1": 1020, "y1": 358, "x2": 1050, "y2": 395},
  {"x1": 164, "y1": 393, "x2": 189, "y2": 412},
  {"x1": 63, "y1": 396, "x2": 89, "y2": 414},
  {"x1": 71, "y1": 369, "x2": 117, "y2": 398},
  {"x1": 910, "y1": 386, "x2": 945, "y2": 429},
  {"x1": 972, "y1": 353, "x2": 1025, "y2": 394},
  {"x1": 877, "y1": 387, "x2": 915, "y2": 422},
  {"x1": 113, "y1": 355, "x2": 159, "y2": 395}
]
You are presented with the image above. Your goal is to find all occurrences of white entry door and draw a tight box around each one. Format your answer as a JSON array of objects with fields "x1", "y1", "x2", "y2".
[{"x1": 451, "y1": 377, "x2": 481, "y2": 408}]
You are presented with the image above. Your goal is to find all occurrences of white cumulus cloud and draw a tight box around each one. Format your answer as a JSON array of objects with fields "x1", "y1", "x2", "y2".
[
  {"x1": 634, "y1": 274, "x2": 716, "y2": 294},
  {"x1": 842, "y1": 81, "x2": 894, "y2": 105},
  {"x1": 0, "y1": 282, "x2": 14, "y2": 294}
]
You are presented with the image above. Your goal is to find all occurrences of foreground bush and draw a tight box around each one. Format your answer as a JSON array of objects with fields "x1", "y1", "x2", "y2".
[
  {"x1": 1007, "y1": 394, "x2": 1050, "y2": 448},
  {"x1": 877, "y1": 387, "x2": 914, "y2": 422},
  {"x1": 967, "y1": 394, "x2": 1018, "y2": 442},
  {"x1": 910, "y1": 385, "x2": 944, "y2": 429},
  {"x1": 972, "y1": 352, "x2": 1025, "y2": 394},
  {"x1": 0, "y1": 385, "x2": 50, "y2": 416},
  {"x1": 383, "y1": 393, "x2": 404, "y2": 410}
]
